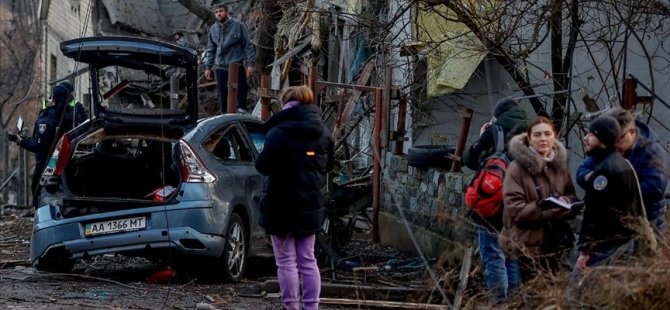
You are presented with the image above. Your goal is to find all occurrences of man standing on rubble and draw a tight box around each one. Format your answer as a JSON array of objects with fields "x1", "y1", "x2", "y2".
[{"x1": 203, "y1": 3, "x2": 256, "y2": 114}]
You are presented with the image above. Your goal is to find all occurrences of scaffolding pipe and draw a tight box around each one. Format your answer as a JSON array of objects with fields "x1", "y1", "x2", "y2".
[
  {"x1": 260, "y1": 74, "x2": 272, "y2": 121},
  {"x1": 372, "y1": 88, "x2": 382, "y2": 243},
  {"x1": 393, "y1": 95, "x2": 408, "y2": 155},
  {"x1": 451, "y1": 108, "x2": 473, "y2": 172},
  {"x1": 226, "y1": 63, "x2": 239, "y2": 114}
]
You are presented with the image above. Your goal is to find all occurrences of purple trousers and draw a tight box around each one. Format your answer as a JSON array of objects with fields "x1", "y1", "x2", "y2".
[{"x1": 271, "y1": 234, "x2": 321, "y2": 310}]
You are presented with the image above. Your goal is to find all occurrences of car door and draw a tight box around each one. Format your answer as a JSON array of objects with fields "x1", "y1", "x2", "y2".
[
  {"x1": 237, "y1": 119, "x2": 270, "y2": 252},
  {"x1": 205, "y1": 123, "x2": 266, "y2": 251}
]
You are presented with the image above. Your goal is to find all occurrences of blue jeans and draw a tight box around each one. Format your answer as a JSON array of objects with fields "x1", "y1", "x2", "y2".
[
  {"x1": 650, "y1": 206, "x2": 667, "y2": 243},
  {"x1": 478, "y1": 226, "x2": 520, "y2": 299},
  {"x1": 568, "y1": 242, "x2": 633, "y2": 288},
  {"x1": 215, "y1": 67, "x2": 248, "y2": 112}
]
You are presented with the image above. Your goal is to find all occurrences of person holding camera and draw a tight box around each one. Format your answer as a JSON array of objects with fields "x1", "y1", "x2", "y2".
[{"x1": 8, "y1": 85, "x2": 79, "y2": 207}]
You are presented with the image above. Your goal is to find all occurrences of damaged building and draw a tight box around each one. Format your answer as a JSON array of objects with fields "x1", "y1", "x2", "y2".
[{"x1": 37, "y1": 0, "x2": 670, "y2": 261}]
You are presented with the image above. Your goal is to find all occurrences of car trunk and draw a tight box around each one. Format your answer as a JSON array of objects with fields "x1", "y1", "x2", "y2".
[{"x1": 63, "y1": 127, "x2": 184, "y2": 201}]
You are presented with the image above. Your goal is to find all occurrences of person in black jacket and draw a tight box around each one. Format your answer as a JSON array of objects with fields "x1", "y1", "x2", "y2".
[
  {"x1": 255, "y1": 85, "x2": 334, "y2": 310},
  {"x1": 575, "y1": 116, "x2": 641, "y2": 274},
  {"x1": 8, "y1": 85, "x2": 81, "y2": 207},
  {"x1": 462, "y1": 97, "x2": 529, "y2": 300}
]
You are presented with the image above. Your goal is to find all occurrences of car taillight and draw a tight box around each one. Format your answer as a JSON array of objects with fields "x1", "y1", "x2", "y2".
[
  {"x1": 179, "y1": 141, "x2": 215, "y2": 183},
  {"x1": 42, "y1": 134, "x2": 71, "y2": 177}
]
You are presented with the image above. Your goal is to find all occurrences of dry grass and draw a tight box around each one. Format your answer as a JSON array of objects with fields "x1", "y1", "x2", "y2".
[
  {"x1": 455, "y1": 215, "x2": 670, "y2": 309},
  {"x1": 458, "y1": 251, "x2": 670, "y2": 310}
]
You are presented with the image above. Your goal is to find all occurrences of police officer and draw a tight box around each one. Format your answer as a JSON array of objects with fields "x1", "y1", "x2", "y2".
[
  {"x1": 53, "y1": 80, "x2": 87, "y2": 124},
  {"x1": 575, "y1": 116, "x2": 641, "y2": 272},
  {"x1": 7, "y1": 85, "x2": 79, "y2": 207}
]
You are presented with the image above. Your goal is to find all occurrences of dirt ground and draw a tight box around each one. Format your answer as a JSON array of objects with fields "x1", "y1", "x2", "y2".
[{"x1": 0, "y1": 207, "x2": 433, "y2": 310}]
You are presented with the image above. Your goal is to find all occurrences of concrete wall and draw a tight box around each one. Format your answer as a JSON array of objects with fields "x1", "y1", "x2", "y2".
[{"x1": 379, "y1": 151, "x2": 476, "y2": 258}]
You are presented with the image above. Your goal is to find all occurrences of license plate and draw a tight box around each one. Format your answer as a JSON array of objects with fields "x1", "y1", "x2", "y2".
[{"x1": 85, "y1": 217, "x2": 146, "y2": 236}]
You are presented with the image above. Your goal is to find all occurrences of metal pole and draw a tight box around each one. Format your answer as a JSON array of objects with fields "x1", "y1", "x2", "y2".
[
  {"x1": 372, "y1": 88, "x2": 382, "y2": 243},
  {"x1": 17, "y1": 147, "x2": 23, "y2": 206},
  {"x1": 382, "y1": 67, "x2": 392, "y2": 150},
  {"x1": 309, "y1": 62, "x2": 318, "y2": 97},
  {"x1": 260, "y1": 74, "x2": 272, "y2": 122},
  {"x1": 624, "y1": 78, "x2": 636, "y2": 110},
  {"x1": 22, "y1": 147, "x2": 29, "y2": 206},
  {"x1": 393, "y1": 95, "x2": 408, "y2": 155},
  {"x1": 170, "y1": 73, "x2": 179, "y2": 109},
  {"x1": 450, "y1": 108, "x2": 473, "y2": 172},
  {"x1": 1, "y1": 128, "x2": 6, "y2": 202},
  {"x1": 227, "y1": 63, "x2": 239, "y2": 114}
]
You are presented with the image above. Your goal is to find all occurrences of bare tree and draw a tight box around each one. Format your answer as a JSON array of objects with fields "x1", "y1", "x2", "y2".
[
  {"x1": 0, "y1": 0, "x2": 42, "y2": 201},
  {"x1": 411, "y1": 0, "x2": 670, "y2": 131}
]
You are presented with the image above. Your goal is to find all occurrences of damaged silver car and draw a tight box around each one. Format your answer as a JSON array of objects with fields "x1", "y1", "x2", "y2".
[{"x1": 32, "y1": 36, "x2": 270, "y2": 281}]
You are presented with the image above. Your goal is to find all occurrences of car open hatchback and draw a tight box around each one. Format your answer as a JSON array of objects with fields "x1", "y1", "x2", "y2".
[{"x1": 32, "y1": 36, "x2": 271, "y2": 282}]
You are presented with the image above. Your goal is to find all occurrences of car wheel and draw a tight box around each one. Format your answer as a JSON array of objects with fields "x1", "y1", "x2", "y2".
[{"x1": 221, "y1": 213, "x2": 247, "y2": 282}]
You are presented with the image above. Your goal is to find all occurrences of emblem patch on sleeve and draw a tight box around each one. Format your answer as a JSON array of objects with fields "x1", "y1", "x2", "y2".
[
  {"x1": 593, "y1": 175, "x2": 608, "y2": 191},
  {"x1": 39, "y1": 124, "x2": 46, "y2": 134}
]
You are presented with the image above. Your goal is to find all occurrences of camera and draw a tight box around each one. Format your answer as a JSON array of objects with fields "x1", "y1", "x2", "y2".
[{"x1": 7, "y1": 133, "x2": 18, "y2": 142}]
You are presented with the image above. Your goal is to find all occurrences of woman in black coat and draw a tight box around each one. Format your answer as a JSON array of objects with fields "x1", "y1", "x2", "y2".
[{"x1": 255, "y1": 85, "x2": 334, "y2": 310}]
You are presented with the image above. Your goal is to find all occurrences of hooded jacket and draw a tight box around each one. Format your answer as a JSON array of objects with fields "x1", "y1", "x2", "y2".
[
  {"x1": 498, "y1": 133, "x2": 577, "y2": 258},
  {"x1": 462, "y1": 106, "x2": 530, "y2": 231},
  {"x1": 203, "y1": 17, "x2": 256, "y2": 70},
  {"x1": 255, "y1": 104, "x2": 334, "y2": 235},
  {"x1": 463, "y1": 106, "x2": 530, "y2": 170},
  {"x1": 576, "y1": 121, "x2": 669, "y2": 221}
]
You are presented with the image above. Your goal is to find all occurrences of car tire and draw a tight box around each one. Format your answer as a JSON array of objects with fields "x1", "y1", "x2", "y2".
[
  {"x1": 220, "y1": 213, "x2": 247, "y2": 282},
  {"x1": 407, "y1": 145, "x2": 456, "y2": 169}
]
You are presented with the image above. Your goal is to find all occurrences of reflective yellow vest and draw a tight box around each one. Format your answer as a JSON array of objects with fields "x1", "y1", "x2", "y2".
[{"x1": 41, "y1": 98, "x2": 78, "y2": 110}]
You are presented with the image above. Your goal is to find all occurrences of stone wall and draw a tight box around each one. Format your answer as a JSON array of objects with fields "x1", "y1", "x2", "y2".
[{"x1": 379, "y1": 151, "x2": 477, "y2": 258}]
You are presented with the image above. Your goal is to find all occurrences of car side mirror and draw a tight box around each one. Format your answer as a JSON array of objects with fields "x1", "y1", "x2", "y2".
[{"x1": 17, "y1": 116, "x2": 24, "y2": 132}]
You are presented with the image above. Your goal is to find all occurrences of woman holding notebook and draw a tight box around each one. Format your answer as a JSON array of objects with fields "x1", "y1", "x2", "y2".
[{"x1": 498, "y1": 116, "x2": 580, "y2": 285}]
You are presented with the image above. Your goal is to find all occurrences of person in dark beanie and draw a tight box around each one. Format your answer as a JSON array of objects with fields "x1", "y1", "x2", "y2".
[
  {"x1": 7, "y1": 85, "x2": 80, "y2": 207},
  {"x1": 255, "y1": 85, "x2": 334, "y2": 310},
  {"x1": 464, "y1": 97, "x2": 529, "y2": 169},
  {"x1": 462, "y1": 97, "x2": 529, "y2": 301},
  {"x1": 577, "y1": 108, "x2": 669, "y2": 242},
  {"x1": 573, "y1": 116, "x2": 642, "y2": 277}
]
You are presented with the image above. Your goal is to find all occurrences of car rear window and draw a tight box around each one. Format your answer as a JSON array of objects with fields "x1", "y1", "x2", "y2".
[{"x1": 97, "y1": 64, "x2": 188, "y2": 115}]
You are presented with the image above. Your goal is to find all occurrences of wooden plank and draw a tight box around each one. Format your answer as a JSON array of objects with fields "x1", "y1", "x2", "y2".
[
  {"x1": 320, "y1": 298, "x2": 448, "y2": 309},
  {"x1": 452, "y1": 247, "x2": 473, "y2": 310},
  {"x1": 332, "y1": 59, "x2": 375, "y2": 138}
]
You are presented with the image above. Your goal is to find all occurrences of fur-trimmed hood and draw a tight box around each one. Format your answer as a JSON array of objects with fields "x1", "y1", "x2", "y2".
[{"x1": 507, "y1": 133, "x2": 569, "y2": 176}]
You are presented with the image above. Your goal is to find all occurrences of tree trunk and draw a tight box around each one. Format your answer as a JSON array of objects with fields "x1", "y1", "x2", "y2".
[
  {"x1": 176, "y1": 0, "x2": 215, "y2": 25},
  {"x1": 257, "y1": 1, "x2": 282, "y2": 74}
]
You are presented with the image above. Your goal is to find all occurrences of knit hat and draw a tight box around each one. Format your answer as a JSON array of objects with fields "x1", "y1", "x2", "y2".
[
  {"x1": 52, "y1": 85, "x2": 69, "y2": 106},
  {"x1": 57, "y1": 80, "x2": 74, "y2": 94},
  {"x1": 492, "y1": 98, "x2": 518, "y2": 118},
  {"x1": 588, "y1": 116, "x2": 621, "y2": 148}
]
